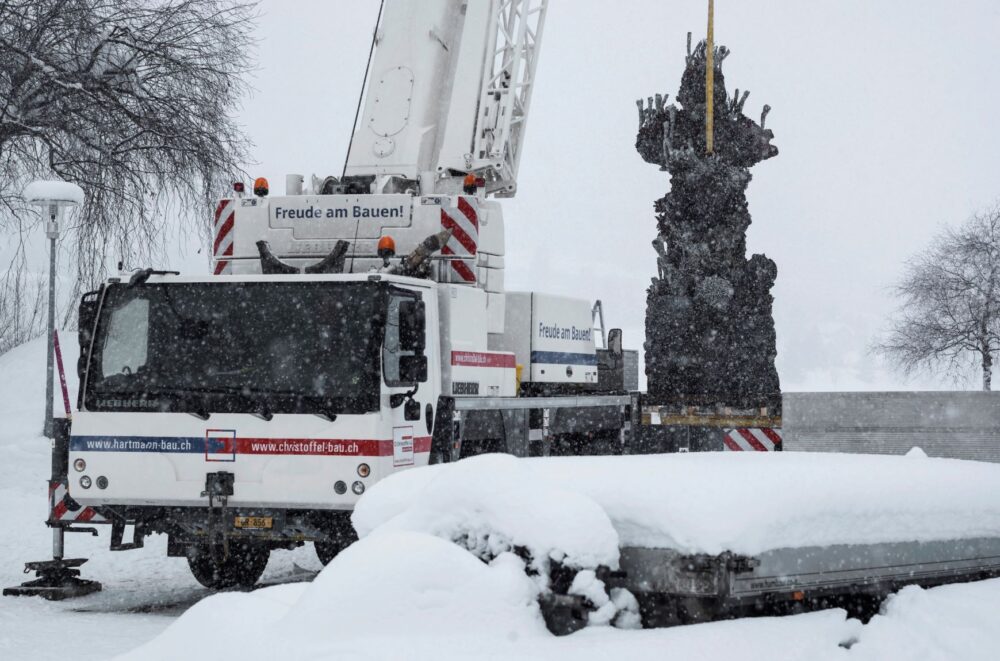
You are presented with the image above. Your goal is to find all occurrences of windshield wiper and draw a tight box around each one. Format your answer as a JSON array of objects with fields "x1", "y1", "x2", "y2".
[
  {"x1": 312, "y1": 399, "x2": 339, "y2": 422},
  {"x1": 98, "y1": 384, "x2": 352, "y2": 420},
  {"x1": 187, "y1": 403, "x2": 212, "y2": 421},
  {"x1": 251, "y1": 395, "x2": 274, "y2": 422},
  {"x1": 128, "y1": 268, "x2": 180, "y2": 287},
  {"x1": 146, "y1": 385, "x2": 274, "y2": 420}
]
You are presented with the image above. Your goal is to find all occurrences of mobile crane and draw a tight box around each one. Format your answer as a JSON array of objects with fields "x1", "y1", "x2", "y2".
[{"x1": 54, "y1": 0, "x2": 635, "y2": 588}]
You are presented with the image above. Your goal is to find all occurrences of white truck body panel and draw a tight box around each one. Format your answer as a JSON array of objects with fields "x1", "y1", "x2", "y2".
[
  {"x1": 439, "y1": 283, "x2": 516, "y2": 397},
  {"x1": 69, "y1": 411, "x2": 415, "y2": 509},
  {"x1": 216, "y1": 193, "x2": 509, "y2": 329},
  {"x1": 494, "y1": 291, "x2": 598, "y2": 385}
]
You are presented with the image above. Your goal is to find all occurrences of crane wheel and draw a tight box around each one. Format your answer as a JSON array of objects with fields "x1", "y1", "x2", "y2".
[
  {"x1": 315, "y1": 528, "x2": 358, "y2": 566},
  {"x1": 187, "y1": 541, "x2": 270, "y2": 589}
]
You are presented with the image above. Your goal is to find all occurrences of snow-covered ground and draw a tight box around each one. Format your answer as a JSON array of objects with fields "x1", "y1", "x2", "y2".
[{"x1": 2, "y1": 335, "x2": 1000, "y2": 660}]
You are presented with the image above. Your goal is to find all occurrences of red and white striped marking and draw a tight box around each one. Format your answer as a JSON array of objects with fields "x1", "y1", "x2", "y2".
[
  {"x1": 49, "y1": 480, "x2": 105, "y2": 524},
  {"x1": 213, "y1": 199, "x2": 235, "y2": 275},
  {"x1": 723, "y1": 428, "x2": 783, "y2": 452},
  {"x1": 440, "y1": 197, "x2": 478, "y2": 283}
]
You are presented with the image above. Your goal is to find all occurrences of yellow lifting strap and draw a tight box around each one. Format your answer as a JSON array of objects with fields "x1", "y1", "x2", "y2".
[{"x1": 706, "y1": 0, "x2": 715, "y2": 155}]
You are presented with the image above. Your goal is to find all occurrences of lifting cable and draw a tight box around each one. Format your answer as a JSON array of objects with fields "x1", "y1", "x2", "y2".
[{"x1": 342, "y1": 0, "x2": 385, "y2": 180}]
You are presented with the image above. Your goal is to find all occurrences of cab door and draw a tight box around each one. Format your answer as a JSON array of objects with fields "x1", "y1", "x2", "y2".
[{"x1": 382, "y1": 286, "x2": 437, "y2": 467}]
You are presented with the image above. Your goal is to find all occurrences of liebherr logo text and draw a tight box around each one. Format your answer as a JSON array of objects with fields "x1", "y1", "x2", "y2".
[
  {"x1": 248, "y1": 440, "x2": 359, "y2": 454},
  {"x1": 96, "y1": 398, "x2": 158, "y2": 409},
  {"x1": 83, "y1": 438, "x2": 192, "y2": 452}
]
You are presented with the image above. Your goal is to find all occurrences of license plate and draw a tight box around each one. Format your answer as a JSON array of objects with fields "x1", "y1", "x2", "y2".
[{"x1": 234, "y1": 516, "x2": 272, "y2": 530}]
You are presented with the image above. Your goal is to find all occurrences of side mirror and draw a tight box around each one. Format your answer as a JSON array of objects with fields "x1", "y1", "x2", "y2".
[
  {"x1": 608, "y1": 328, "x2": 623, "y2": 356},
  {"x1": 404, "y1": 397, "x2": 421, "y2": 421},
  {"x1": 398, "y1": 300, "x2": 426, "y2": 352},
  {"x1": 399, "y1": 354, "x2": 428, "y2": 383}
]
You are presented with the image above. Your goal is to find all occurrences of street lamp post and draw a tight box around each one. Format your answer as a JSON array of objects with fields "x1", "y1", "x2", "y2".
[
  {"x1": 2, "y1": 181, "x2": 102, "y2": 600},
  {"x1": 23, "y1": 181, "x2": 83, "y2": 438}
]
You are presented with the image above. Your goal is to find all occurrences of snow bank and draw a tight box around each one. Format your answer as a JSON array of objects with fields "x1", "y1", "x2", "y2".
[
  {"x1": 120, "y1": 531, "x2": 547, "y2": 661},
  {"x1": 357, "y1": 452, "x2": 1000, "y2": 556},
  {"x1": 113, "y1": 583, "x2": 307, "y2": 661},
  {"x1": 119, "y1": 554, "x2": 1000, "y2": 661},
  {"x1": 120, "y1": 529, "x2": 863, "y2": 661},
  {"x1": 286, "y1": 531, "x2": 544, "y2": 639},
  {"x1": 353, "y1": 453, "x2": 620, "y2": 570},
  {"x1": 848, "y1": 579, "x2": 1000, "y2": 661}
]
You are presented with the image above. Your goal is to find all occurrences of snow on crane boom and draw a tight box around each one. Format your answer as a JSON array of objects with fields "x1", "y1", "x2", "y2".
[{"x1": 344, "y1": 0, "x2": 548, "y2": 197}]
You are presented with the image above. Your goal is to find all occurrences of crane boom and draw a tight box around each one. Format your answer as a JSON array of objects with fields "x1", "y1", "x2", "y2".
[{"x1": 344, "y1": 0, "x2": 548, "y2": 198}]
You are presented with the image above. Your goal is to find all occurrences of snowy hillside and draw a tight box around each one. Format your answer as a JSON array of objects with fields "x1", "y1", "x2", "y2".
[{"x1": 1, "y1": 335, "x2": 1000, "y2": 660}]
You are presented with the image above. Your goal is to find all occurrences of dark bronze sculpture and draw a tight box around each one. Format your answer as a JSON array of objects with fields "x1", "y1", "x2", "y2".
[{"x1": 636, "y1": 36, "x2": 780, "y2": 412}]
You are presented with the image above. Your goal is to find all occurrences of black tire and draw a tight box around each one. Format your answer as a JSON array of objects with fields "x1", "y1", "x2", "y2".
[
  {"x1": 187, "y1": 541, "x2": 269, "y2": 589},
  {"x1": 550, "y1": 430, "x2": 623, "y2": 457},
  {"x1": 315, "y1": 527, "x2": 358, "y2": 566},
  {"x1": 635, "y1": 593, "x2": 680, "y2": 628},
  {"x1": 459, "y1": 437, "x2": 506, "y2": 458},
  {"x1": 676, "y1": 596, "x2": 721, "y2": 625},
  {"x1": 538, "y1": 594, "x2": 590, "y2": 636},
  {"x1": 458, "y1": 410, "x2": 506, "y2": 458}
]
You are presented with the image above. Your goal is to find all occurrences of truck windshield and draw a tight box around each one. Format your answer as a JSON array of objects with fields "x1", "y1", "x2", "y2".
[{"x1": 84, "y1": 281, "x2": 385, "y2": 415}]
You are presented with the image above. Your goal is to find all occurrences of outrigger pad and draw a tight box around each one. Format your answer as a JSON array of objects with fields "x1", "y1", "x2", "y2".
[{"x1": 3, "y1": 558, "x2": 102, "y2": 601}]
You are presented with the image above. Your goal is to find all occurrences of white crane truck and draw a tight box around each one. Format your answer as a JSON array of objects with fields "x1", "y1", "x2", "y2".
[{"x1": 63, "y1": 0, "x2": 634, "y2": 587}]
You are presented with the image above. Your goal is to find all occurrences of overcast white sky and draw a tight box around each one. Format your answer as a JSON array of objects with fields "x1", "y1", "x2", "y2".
[{"x1": 167, "y1": 0, "x2": 1000, "y2": 390}]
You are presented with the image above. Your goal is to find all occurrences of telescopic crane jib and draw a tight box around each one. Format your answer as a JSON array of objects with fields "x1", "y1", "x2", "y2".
[{"x1": 344, "y1": 0, "x2": 548, "y2": 198}]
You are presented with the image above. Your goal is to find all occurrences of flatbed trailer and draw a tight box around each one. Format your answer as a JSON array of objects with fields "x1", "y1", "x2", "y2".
[
  {"x1": 613, "y1": 537, "x2": 1000, "y2": 626},
  {"x1": 451, "y1": 392, "x2": 784, "y2": 460},
  {"x1": 353, "y1": 450, "x2": 1000, "y2": 635},
  {"x1": 447, "y1": 393, "x2": 634, "y2": 460}
]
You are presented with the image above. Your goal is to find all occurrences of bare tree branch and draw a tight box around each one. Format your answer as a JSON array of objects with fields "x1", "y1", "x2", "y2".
[
  {"x1": 0, "y1": 0, "x2": 256, "y2": 348},
  {"x1": 875, "y1": 205, "x2": 1000, "y2": 390}
]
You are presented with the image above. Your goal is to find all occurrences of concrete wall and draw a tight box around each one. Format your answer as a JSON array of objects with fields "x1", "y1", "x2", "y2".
[{"x1": 783, "y1": 392, "x2": 1000, "y2": 463}]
